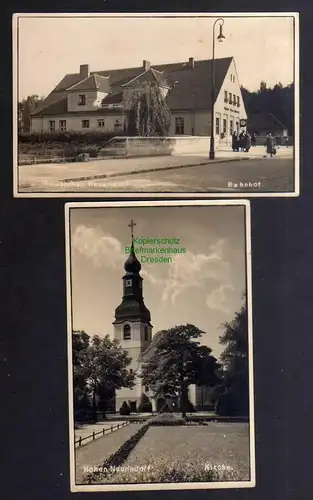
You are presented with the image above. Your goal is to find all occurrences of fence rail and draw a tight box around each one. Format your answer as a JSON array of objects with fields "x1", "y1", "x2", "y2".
[{"x1": 75, "y1": 421, "x2": 129, "y2": 448}]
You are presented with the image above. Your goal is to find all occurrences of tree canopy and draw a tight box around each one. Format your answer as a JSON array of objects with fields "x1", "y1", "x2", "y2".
[
  {"x1": 18, "y1": 94, "x2": 45, "y2": 133},
  {"x1": 241, "y1": 81, "x2": 294, "y2": 135},
  {"x1": 215, "y1": 295, "x2": 249, "y2": 416},
  {"x1": 141, "y1": 324, "x2": 220, "y2": 417},
  {"x1": 72, "y1": 331, "x2": 135, "y2": 422}
]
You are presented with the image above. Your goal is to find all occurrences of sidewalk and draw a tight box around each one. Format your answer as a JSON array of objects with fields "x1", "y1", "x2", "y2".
[
  {"x1": 75, "y1": 423, "x2": 142, "y2": 483},
  {"x1": 18, "y1": 146, "x2": 293, "y2": 188}
]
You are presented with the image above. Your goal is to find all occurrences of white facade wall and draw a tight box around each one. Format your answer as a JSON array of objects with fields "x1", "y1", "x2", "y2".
[
  {"x1": 114, "y1": 320, "x2": 152, "y2": 411},
  {"x1": 31, "y1": 113, "x2": 126, "y2": 133},
  {"x1": 67, "y1": 90, "x2": 108, "y2": 112}
]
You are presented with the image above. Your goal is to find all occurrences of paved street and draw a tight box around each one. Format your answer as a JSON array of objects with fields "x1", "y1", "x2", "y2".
[{"x1": 17, "y1": 148, "x2": 294, "y2": 194}]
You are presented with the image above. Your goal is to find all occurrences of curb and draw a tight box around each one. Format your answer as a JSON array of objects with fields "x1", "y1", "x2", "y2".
[{"x1": 62, "y1": 157, "x2": 251, "y2": 184}]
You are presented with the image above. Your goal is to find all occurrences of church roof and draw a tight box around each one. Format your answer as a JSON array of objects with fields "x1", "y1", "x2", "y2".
[
  {"x1": 113, "y1": 298, "x2": 151, "y2": 324},
  {"x1": 124, "y1": 243, "x2": 141, "y2": 274},
  {"x1": 31, "y1": 56, "x2": 233, "y2": 116}
]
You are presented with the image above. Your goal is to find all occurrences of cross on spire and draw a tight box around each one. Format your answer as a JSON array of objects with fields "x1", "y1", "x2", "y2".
[{"x1": 128, "y1": 220, "x2": 136, "y2": 242}]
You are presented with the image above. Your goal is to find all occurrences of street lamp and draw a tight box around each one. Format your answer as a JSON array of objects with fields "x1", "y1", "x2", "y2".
[{"x1": 209, "y1": 18, "x2": 225, "y2": 160}]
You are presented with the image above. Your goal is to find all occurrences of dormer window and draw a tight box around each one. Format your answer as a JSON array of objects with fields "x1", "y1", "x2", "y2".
[
  {"x1": 224, "y1": 90, "x2": 228, "y2": 103},
  {"x1": 123, "y1": 324, "x2": 131, "y2": 340},
  {"x1": 78, "y1": 94, "x2": 86, "y2": 106}
]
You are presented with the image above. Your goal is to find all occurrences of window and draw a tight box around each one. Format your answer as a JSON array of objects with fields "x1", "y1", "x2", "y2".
[
  {"x1": 224, "y1": 90, "x2": 228, "y2": 103},
  {"x1": 144, "y1": 325, "x2": 149, "y2": 341},
  {"x1": 78, "y1": 94, "x2": 86, "y2": 106},
  {"x1": 229, "y1": 93, "x2": 232, "y2": 105},
  {"x1": 114, "y1": 120, "x2": 123, "y2": 132},
  {"x1": 175, "y1": 117, "x2": 184, "y2": 135},
  {"x1": 123, "y1": 324, "x2": 131, "y2": 340},
  {"x1": 237, "y1": 96, "x2": 240, "y2": 107},
  {"x1": 215, "y1": 116, "x2": 220, "y2": 135},
  {"x1": 82, "y1": 120, "x2": 90, "y2": 129},
  {"x1": 59, "y1": 120, "x2": 66, "y2": 132},
  {"x1": 233, "y1": 75, "x2": 236, "y2": 83},
  {"x1": 230, "y1": 73, "x2": 232, "y2": 81},
  {"x1": 49, "y1": 120, "x2": 55, "y2": 132},
  {"x1": 236, "y1": 122, "x2": 239, "y2": 134},
  {"x1": 223, "y1": 119, "x2": 227, "y2": 134},
  {"x1": 230, "y1": 120, "x2": 233, "y2": 135},
  {"x1": 98, "y1": 119, "x2": 105, "y2": 128}
]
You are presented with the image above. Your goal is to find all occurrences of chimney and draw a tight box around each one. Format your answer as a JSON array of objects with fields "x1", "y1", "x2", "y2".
[
  {"x1": 143, "y1": 60, "x2": 150, "y2": 72},
  {"x1": 189, "y1": 57, "x2": 195, "y2": 69},
  {"x1": 80, "y1": 64, "x2": 90, "y2": 80}
]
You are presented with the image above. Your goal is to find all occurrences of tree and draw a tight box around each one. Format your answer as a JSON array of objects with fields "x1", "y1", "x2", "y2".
[
  {"x1": 18, "y1": 94, "x2": 45, "y2": 133},
  {"x1": 72, "y1": 331, "x2": 91, "y2": 417},
  {"x1": 216, "y1": 295, "x2": 249, "y2": 416},
  {"x1": 72, "y1": 332, "x2": 135, "y2": 422},
  {"x1": 138, "y1": 393, "x2": 153, "y2": 413},
  {"x1": 241, "y1": 82, "x2": 294, "y2": 135},
  {"x1": 141, "y1": 324, "x2": 220, "y2": 418},
  {"x1": 126, "y1": 82, "x2": 171, "y2": 137}
]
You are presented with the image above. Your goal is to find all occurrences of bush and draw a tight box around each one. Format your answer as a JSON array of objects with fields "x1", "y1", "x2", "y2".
[
  {"x1": 148, "y1": 413, "x2": 185, "y2": 426},
  {"x1": 138, "y1": 393, "x2": 153, "y2": 413},
  {"x1": 119, "y1": 401, "x2": 131, "y2": 416}
]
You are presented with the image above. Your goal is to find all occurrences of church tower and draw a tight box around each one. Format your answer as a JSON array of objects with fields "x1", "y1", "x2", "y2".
[{"x1": 113, "y1": 220, "x2": 153, "y2": 412}]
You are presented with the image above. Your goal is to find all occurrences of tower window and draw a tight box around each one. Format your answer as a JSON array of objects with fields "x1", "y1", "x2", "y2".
[
  {"x1": 144, "y1": 325, "x2": 149, "y2": 341},
  {"x1": 123, "y1": 324, "x2": 131, "y2": 340}
]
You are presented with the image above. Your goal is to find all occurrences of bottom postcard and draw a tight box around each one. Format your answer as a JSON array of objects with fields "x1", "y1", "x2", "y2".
[{"x1": 65, "y1": 199, "x2": 255, "y2": 491}]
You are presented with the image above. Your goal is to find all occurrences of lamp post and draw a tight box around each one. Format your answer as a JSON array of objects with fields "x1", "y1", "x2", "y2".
[{"x1": 209, "y1": 18, "x2": 225, "y2": 160}]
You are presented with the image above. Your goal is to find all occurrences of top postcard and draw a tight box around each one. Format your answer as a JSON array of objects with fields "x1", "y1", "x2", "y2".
[{"x1": 13, "y1": 12, "x2": 299, "y2": 198}]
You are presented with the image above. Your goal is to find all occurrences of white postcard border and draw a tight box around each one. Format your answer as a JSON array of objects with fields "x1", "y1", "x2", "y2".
[
  {"x1": 65, "y1": 199, "x2": 255, "y2": 492},
  {"x1": 13, "y1": 12, "x2": 299, "y2": 198}
]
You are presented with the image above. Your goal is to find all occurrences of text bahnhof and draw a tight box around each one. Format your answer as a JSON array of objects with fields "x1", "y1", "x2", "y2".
[{"x1": 125, "y1": 238, "x2": 186, "y2": 264}]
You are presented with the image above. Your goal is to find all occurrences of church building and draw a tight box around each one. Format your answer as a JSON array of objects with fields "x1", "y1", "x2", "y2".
[{"x1": 113, "y1": 222, "x2": 213, "y2": 413}]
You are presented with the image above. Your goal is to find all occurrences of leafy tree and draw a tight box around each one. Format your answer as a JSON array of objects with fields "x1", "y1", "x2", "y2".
[
  {"x1": 141, "y1": 324, "x2": 220, "y2": 418},
  {"x1": 216, "y1": 295, "x2": 249, "y2": 416},
  {"x1": 126, "y1": 82, "x2": 171, "y2": 136},
  {"x1": 18, "y1": 94, "x2": 45, "y2": 133},
  {"x1": 72, "y1": 332, "x2": 135, "y2": 422},
  {"x1": 241, "y1": 81, "x2": 294, "y2": 135}
]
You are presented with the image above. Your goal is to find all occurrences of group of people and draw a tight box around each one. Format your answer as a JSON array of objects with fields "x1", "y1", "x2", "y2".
[
  {"x1": 231, "y1": 130, "x2": 256, "y2": 153},
  {"x1": 231, "y1": 130, "x2": 276, "y2": 157}
]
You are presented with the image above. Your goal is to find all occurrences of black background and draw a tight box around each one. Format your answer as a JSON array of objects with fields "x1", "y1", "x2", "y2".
[{"x1": 1, "y1": 2, "x2": 313, "y2": 499}]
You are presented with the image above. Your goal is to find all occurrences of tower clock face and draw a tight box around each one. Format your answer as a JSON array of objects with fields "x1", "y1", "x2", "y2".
[{"x1": 125, "y1": 279, "x2": 132, "y2": 287}]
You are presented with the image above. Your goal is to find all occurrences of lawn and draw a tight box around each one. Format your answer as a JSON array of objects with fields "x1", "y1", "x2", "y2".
[{"x1": 97, "y1": 422, "x2": 251, "y2": 484}]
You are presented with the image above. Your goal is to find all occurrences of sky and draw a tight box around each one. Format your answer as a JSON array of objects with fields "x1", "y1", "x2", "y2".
[
  {"x1": 69, "y1": 204, "x2": 248, "y2": 360},
  {"x1": 17, "y1": 14, "x2": 295, "y2": 99}
]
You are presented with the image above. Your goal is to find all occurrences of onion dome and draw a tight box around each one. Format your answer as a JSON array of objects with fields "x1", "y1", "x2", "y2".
[{"x1": 124, "y1": 243, "x2": 141, "y2": 273}]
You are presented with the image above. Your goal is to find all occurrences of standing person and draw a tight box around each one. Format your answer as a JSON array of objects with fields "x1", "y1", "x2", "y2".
[
  {"x1": 245, "y1": 131, "x2": 251, "y2": 152},
  {"x1": 239, "y1": 130, "x2": 245, "y2": 151},
  {"x1": 266, "y1": 132, "x2": 275, "y2": 158},
  {"x1": 251, "y1": 132, "x2": 257, "y2": 147},
  {"x1": 232, "y1": 131, "x2": 238, "y2": 152}
]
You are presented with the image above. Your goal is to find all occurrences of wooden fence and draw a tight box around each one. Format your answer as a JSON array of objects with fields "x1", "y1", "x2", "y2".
[{"x1": 75, "y1": 421, "x2": 129, "y2": 448}]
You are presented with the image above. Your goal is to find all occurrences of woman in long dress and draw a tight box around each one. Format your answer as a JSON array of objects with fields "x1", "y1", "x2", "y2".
[{"x1": 266, "y1": 132, "x2": 275, "y2": 157}]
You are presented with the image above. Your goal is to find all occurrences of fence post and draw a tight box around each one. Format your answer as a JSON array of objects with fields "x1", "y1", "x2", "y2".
[
  {"x1": 79, "y1": 436, "x2": 82, "y2": 447},
  {"x1": 93, "y1": 431, "x2": 95, "y2": 440}
]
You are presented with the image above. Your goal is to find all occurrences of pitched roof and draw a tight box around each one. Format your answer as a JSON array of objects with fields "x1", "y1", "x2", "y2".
[
  {"x1": 66, "y1": 74, "x2": 110, "y2": 93},
  {"x1": 31, "y1": 57, "x2": 233, "y2": 116}
]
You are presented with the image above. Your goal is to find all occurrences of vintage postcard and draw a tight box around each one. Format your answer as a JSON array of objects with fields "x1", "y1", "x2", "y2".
[
  {"x1": 13, "y1": 12, "x2": 298, "y2": 198},
  {"x1": 65, "y1": 200, "x2": 255, "y2": 491}
]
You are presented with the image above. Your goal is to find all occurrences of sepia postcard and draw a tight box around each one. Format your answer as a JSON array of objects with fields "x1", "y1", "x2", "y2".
[
  {"x1": 13, "y1": 12, "x2": 299, "y2": 198},
  {"x1": 65, "y1": 199, "x2": 255, "y2": 491}
]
